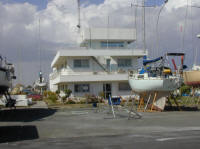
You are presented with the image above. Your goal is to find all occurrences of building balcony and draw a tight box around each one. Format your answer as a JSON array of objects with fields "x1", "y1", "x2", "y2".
[
  {"x1": 51, "y1": 49, "x2": 147, "y2": 68},
  {"x1": 49, "y1": 71, "x2": 128, "y2": 85}
]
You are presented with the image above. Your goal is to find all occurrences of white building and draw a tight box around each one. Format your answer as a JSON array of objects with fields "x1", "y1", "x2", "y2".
[{"x1": 49, "y1": 28, "x2": 147, "y2": 98}]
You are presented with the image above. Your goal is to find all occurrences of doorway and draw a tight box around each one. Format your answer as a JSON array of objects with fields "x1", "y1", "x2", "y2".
[{"x1": 103, "y1": 83, "x2": 112, "y2": 99}]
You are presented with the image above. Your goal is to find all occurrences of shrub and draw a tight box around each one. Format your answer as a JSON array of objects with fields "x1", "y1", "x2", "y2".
[
  {"x1": 55, "y1": 90, "x2": 60, "y2": 95},
  {"x1": 66, "y1": 98, "x2": 76, "y2": 104},
  {"x1": 98, "y1": 91, "x2": 105, "y2": 99},
  {"x1": 85, "y1": 94, "x2": 98, "y2": 103},
  {"x1": 180, "y1": 85, "x2": 191, "y2": 95},
  {"x1": 79, "y1": 98, "x2": 87, "y2": 104},
  {"x1": 47, "y1": 91, "x2": 58, "y2": 103},
  {"x1": 43, "y1": 91, "x2": 48, "y2": 97},
  {"x1": 64, "y1": 89, "x2": 72, "y2": 98}
]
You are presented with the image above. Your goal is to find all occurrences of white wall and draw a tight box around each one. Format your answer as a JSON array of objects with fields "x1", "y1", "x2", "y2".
[
  {"x1": 53, "y1": 56, "x2": 138, "y2": 74},
  {"x1": 59, "y1": 81, "x2": 131, "y2": 98},
  {"x1": 49, "y1": 79, "x2": 58, "y2": 92},
  {"x1": 66, "y1": 57, "x2": 104, "y2": 74},
  {"x1": 111, "y1": 82, "x2": 132, "y2": 97},
  {"x1": 68, "y1": 83, "x2": 102, "y2": 97}
]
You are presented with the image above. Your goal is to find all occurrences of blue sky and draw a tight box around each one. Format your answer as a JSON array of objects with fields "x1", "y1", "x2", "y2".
[
  {"x1": 2, "y1": 0, "x2": 166, "y2": 10},
  {"x1": 145, "y1": 0, "x2": 166, "y2": 6}
]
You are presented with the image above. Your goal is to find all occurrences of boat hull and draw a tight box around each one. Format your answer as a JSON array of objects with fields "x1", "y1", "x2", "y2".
[
  {"x1": 0, "y1": 69, "x2": 10, "y2": 94},
  {"x1": 128, "y1": 77, "x2": 181, "y2": 93},
  {"x1": 183, "y1": 71, "x2": 200, "y2": 87}
]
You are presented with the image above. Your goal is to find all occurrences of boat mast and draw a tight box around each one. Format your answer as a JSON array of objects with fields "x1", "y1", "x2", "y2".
[
  {"x1": 142, "y1": 0, "x2": 146, "y2": 52},
  {"x1": 77, "y1": 0, "x2": 81, "y2": 31},
  {"x1": 39, "y1": 19, "x2": 41, "y2": 73},
  {"x1": 38, "y1": 18, "x2": 43, "y2": 84}
]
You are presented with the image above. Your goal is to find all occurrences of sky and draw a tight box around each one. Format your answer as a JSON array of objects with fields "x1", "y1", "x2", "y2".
[{"x1": 0, "y1": 0, "x2": 200, "y2": 86}]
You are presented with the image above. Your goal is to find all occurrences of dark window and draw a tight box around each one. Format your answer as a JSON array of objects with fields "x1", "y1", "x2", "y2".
[
  {"x1": 74, "y1": 59, "x2": 89, "y2": 68},
  {"x1": 118, "y1": 82, "x2": 131, "y2": 91},
  {"x1": 101, "y1": 42, "x2": 124, "y2": 48},
  {"x1": 74, "y1": 84, "x2": 90, "y2": 93},
  {"x1": 118, "y1": 59, "x2": 132, "y2": 67}
]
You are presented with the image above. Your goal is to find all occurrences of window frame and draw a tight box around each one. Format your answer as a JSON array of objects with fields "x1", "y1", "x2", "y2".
[
  {"x1": 74, "y1": 84, "x2": 90, "y2": 93},
  {"x1": 117, "y1": 58, "x2": 132, "y2": 67},
  {"x1": 118, "y1": 82, "x2": 131, "y2": 91},
  {"x1": 73, "y1": 59, "x2": 90, "y2": 68},
  {"x1": 101, "y1": 42, "x2": 124, "y2": 48}
]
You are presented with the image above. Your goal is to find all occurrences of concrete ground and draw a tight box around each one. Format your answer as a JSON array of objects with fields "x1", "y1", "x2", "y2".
[{"x1": 0, "y1": 106, "x2": 200, "y2": 148}]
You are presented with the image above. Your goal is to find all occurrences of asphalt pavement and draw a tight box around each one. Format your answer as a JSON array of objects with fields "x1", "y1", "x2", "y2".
[{"x1": 0, "y1": 107, "x2": 200, "y2": 148}]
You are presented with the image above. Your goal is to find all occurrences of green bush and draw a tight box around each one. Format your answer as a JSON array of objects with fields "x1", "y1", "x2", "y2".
[
  {"x1": 47, "y1": 91, "x2": 58, "y2": 103},
  {"x1": 43, "y1": 91, "x2": 48, "y2": 97},
  {"x1": 55, "y1": 90, "x2": 60, "y2": 95},
  {"x1": 64, "y1": 89, "x2": 72, "y2": 98},
  {"x1": 180, "y1": 85, "x2": 191, "y2": 95}
]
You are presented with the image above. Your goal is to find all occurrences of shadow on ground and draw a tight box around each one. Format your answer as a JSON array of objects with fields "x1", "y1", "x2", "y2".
[
  {"x1": 0, "y1": 108, "x2": 57, "y2": 122},
  {"x1": 164, "y1": 106, "x2": 199, "y2": 111},
  {"x1": 0, "y1": 125, "x2": 39, "y2": 143}
]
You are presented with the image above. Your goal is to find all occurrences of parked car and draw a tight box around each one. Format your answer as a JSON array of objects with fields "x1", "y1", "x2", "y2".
[
  {"x1": 22, "y1": 89, "x2": 33, "y2": 95},
  {"x1": 28, "y1": 94, "x2": 42, "y2": 100}
]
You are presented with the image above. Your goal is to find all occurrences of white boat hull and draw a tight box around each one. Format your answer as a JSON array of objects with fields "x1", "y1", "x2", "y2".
[{"x1": 128, "y1": 76, "x2": 182, "y2": 93}]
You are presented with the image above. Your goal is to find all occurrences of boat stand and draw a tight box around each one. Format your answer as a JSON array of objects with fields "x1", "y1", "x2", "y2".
[
  {"x1": 105, "y1": 95, "x2": 142, "y2": 120},
  {"x1": 128, "y1": 97, "x2": 142, "y2": 120},
  {"x1": 140, "y1": 92, "x2": 159, "y2": 112},
  {"x1": 94, "y1": 98, "x2": 104, "y2": 113},
  {"x1": 104, "y1": 96, "x2": 118, "y2": 119},
  {"x1": 109, "y1": 97, "x2": 116, "y2": 118},
  {"x1": 4, "y1": 91, "x2": 16, "y2": 108},
  {"x1": 144, "y1": 93, "x2": 152, "y2": 111},
  {"x1": 150, "y1": 92, "x2": 157, "y2": 112},
  {"x1": 137, "y1": 97, "x2": 145, "y2": 111}
]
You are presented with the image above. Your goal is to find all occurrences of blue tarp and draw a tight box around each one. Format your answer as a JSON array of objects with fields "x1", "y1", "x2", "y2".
[
  {"x1": 108, "y1": 97, "x2": 121, "y2": 105},
  {"x1": 143, "y1": 57, "x2": 163, "y2": 66}
]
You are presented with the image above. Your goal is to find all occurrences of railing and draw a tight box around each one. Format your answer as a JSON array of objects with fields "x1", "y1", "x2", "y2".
[{"x1": 50, "y1": 70, "x2": 129, "y2": 80}]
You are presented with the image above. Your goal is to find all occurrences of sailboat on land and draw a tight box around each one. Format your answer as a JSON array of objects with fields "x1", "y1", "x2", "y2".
[
  {"x1": 0, "y1": 55, "x2": 16, "y2": 107},
  {"x1": 183, "y1": 66, "x2": 200, "y2": 87},
  {"x1": 183, "y1": 35, "x2": 200, "y2": 87},
  {"x1": 129, "y1": 53, "x2": 185, "y2": 93},
  {"x1": 33, "y1": 19, "x2": 47, "y2": 94},
  {"x1": 128, "y1": 0, "x2": 185, "y2": 111},
  {"x1": 0, "y1": 56, "x2": 16, "y2": 93},
  {"x1": 129, "y1": 0, "x2": 184, "y2": 94}
]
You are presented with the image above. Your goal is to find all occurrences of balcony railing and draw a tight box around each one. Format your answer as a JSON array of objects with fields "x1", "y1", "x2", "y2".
[{"x1": 49, "y1": 69, "x2": 129, "y2": 80}]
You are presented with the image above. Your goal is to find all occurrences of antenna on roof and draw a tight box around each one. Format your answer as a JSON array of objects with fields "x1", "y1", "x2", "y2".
[
  {"x1": 107, "y1": 16, "x2": 110, "y2": 49},
  {"x1": 77, "y1": 0, "x2": 81, "y2": 32}
]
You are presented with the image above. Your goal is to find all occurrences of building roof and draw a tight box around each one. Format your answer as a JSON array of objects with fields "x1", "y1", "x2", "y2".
[
  {"x1": 51, "y1": 49, "x2": 147, "y2": 68},
  {"x1": 80, "y1": 28, "x2": 136, "y2": 47}
]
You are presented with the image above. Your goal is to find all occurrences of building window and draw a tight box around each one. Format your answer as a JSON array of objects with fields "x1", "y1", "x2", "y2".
[
  {"x1": 58, "y1": 84, "x2": 68, "y2": 91},
  {"x1": 74, "y1": 84, "x2": 90, "y2": 93},
  {"x1": 101, "y1": 42, "x2": 124, "y2": 48},
  {"x1": 118, "y1": 59, "x2": 132, "y2": 67},
  {"x1": 118, "y1": 82, "x2": 131, "y2": 91},
  {"x1": 74, "y1": 59, "x2": 89, "y2": 68}
]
